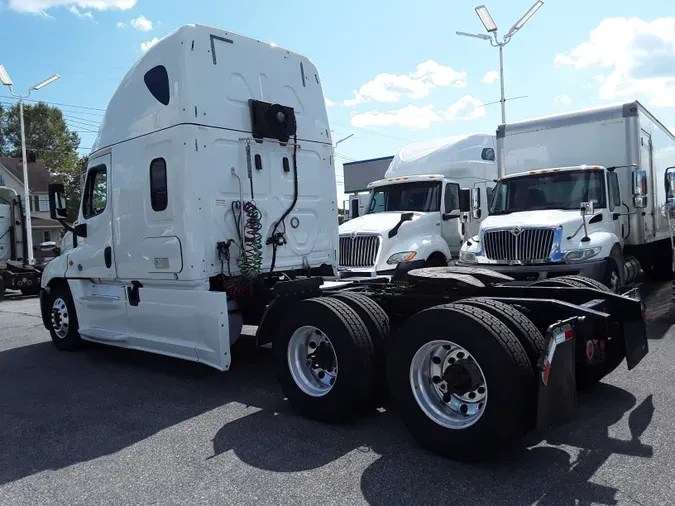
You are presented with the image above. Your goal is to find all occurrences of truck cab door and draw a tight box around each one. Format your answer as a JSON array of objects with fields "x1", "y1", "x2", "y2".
[
  {"x1": 68, "y1": 153, "x2": 117, "y2": 280},
  {"x1": 441, "y1": 182, "x2": 462, "y2": 251}
]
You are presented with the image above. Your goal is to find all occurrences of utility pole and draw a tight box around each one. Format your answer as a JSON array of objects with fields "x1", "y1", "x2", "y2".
[{"x1": 0, "y1": 65, "x2": 60, "y2": 265}]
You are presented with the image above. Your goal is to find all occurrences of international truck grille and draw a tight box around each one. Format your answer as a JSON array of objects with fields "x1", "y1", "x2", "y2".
[
  {"x1": 339, "y1": 235, "x2": 380, "y2": 267},
  {"x1": 483, "y1": 228, "x2": 555, "y2": 262}
]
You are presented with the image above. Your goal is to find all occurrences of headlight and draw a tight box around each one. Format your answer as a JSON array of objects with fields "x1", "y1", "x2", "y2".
[
  {"x1": 459, "y1": 250, "x2": 477, "y2": 264},
  {"x1": 386, "y1": 251, "x2": 417, "y2": 265},
  {"x1": 564, "y1": 246, "x2": 602, "y2": 262}
]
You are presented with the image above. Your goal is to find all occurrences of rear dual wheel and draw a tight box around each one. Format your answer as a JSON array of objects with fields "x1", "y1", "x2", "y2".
[
  {"x1": 273, "y1": 297, "x2": 378, "y2": 423},
  {"x1": 387, "y1": 303, "x2": 535, "y2": 462}
]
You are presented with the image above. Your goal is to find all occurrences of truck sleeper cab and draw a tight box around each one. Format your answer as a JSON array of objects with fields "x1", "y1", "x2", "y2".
[{"x1": 38, "y1": 26, "x2": 650, "y2": 464}]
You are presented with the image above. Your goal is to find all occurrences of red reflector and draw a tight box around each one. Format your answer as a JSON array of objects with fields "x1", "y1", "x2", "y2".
[
  {"x1": 542, "y1": 362, "x2": 551, "y2": 386},
  {"x1": 564, "y1": 329, "x2": 574, "y2": 340},
  {"x1": 599, "y1": 340, "x2": 606, "y2": 352}
]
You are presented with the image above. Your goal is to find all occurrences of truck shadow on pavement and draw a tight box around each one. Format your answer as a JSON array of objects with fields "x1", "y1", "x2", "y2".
[
  {"x1": 209, "y1": 353, "x2": 654, "y2": 505},
  {"x1": 0, "y1": 335, "x2": 655, "y2": 506}
]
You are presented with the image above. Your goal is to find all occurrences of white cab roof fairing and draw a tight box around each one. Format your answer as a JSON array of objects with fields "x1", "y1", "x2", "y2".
[
  {"x1": 501, "y1": 164, "x2": 606, "y2": 180},
  {"x1": 91, "y1": 24, "x2": 331, "y2": 154},
  {"x1": 384, "y1": 134, "x2": 497, "y2": 181}
]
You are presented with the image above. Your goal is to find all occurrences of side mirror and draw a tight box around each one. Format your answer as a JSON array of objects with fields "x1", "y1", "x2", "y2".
[
  {"x1": 459, "y1": 189, "x2": 471, "y2": 213},
  {"x1": 632, "y1": 169, "x2": 647, "y2": 197},
  {"x1": 666, "y1": 167, "x2": 675, "y2": 201},
  {"x1": 471, "y1": 187, "x2": 481, "y2": 220},
  {"x1": 580, "y1": 201, "x2": 595, "y2": 216},
  {"x1": 48, "y1": 183, "x2": 68, "y2": 220}
]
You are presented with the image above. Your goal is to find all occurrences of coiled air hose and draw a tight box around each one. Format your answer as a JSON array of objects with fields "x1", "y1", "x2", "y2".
[{"x1": 232, "y1": 200, "x2": 263, "y2": 279}]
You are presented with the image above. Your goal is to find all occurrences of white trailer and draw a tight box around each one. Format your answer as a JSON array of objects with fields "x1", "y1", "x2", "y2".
[
  {"x1": 39, "y1": 25, "x2": 650, "y2": 463},
  {"x1": 459, "y1": 101, "x2": 675, "y2": 290},
  {"x1": 342, "y1": 193, "x2": 370, "y2": 221},
  {"x1": 337, "y1": 135, "x2": 498, "y2": 278}
]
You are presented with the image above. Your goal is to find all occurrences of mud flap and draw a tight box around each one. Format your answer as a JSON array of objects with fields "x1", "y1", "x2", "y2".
[
  {"x1": 623, "y1": 319, "x2": 649, "y2": 370},
  {"x1": 535, "y1": 319, "x2": 578, "y2": 432},
  {"x1": 621, "y1": 286, "x2": 649, "y2": 370}
]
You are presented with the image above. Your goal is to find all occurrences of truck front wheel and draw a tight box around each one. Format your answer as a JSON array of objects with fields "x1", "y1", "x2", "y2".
[
  {"x1": 47, "y1": 283, "x2": 83, "y2": 351},
  {"x1": 387, "y1": 303, "x2": 534, "y2": 462},
  {"x1": 273, "y1": 297, "x2": 376, "y2": 423}
]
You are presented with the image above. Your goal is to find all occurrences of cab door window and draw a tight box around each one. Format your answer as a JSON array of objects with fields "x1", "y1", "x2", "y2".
[{"x1": 82, "y1": 165, "x2": 108, "y2": 219}]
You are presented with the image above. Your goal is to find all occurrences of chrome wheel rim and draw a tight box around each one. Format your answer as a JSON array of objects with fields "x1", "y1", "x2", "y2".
[
  {"x1": 287, "y1": 325, "x2": 338, "y2": 397},
  {"x1": 51, "y1": 298, "x2": 70, "y2": 339},
  {"x1": 409, "y1": 340, "x2": 488, "y2": 429}
]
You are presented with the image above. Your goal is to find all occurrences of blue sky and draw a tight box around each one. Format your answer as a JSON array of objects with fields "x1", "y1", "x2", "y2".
[{"x1": 1, "y1": 0, "x2": 674, "y2": 205}]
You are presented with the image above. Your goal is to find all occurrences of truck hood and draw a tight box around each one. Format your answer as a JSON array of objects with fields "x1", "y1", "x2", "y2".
[
  {"x1": 482, "y1": 210, "x2": 584, "y2": 231},
  {"x1": 339, "y1": 211, "x2": 424, "y2": 235}
]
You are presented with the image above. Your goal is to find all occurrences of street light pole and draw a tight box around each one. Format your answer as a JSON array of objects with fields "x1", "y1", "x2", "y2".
[
  {"x1": 457, "y1": 1, "x2": 544, "y2": 127},
  {"x1": 0, "y1": 65, "x2": 60, "y2": 265}
]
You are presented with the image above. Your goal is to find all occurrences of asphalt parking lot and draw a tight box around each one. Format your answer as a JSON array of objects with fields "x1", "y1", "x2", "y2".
[{"x1": 2, "y1": 283, "x2": 675, "y2": 506}]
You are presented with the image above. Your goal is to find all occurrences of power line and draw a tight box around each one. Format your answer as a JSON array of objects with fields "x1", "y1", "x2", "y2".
[{"x1": 0, "y1": 95, "x2": 106, "y2": 113}]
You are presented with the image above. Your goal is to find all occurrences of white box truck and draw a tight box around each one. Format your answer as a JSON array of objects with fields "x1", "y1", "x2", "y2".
[
  {"x1": 337, "y1": 135, "x2": 498, "y2": 278},
  {"x1": 458, "y1": 101, "x2": 675, "y2": 291},
  {"x1": 39, "y1": 25, "x2": 650, "y2": 462}
]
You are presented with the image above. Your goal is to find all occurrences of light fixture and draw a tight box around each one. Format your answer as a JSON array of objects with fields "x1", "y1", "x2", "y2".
[
  {"x1": 29, "y1": 74, "x2": 60, "y2": 91},
  {"x1": 475, "y1": 5, "x2": 498, "y2": 32},
  {"x1": 455, "y1": 31, "x2": 492, "y2": 41},
  {"x1": 0, "y1": 64, "x2": 13, "y2": 87},
  {"x1": 507, "y1": 0, "x2": 544, "y2": 36}
]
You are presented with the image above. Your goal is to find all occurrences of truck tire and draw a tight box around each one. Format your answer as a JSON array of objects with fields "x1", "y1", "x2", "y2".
[
  {"x1": 47, "y1": 283, "x2": 84, "y2": 351},
  {"x1": 454, "y1": 298, "x2": 545, "y2": 369},
  {"x1": 330, "y1": 292, "x2": 390, "y2": 401},
  {"x1": 530, "y1": 277, "x2": 588, "y2": 288},
  {"x1": 273, "y1": 297, "x2": 376, "y2": 423},
  {"x1": 387, "y1": 303, "x2": 534, "y2": 462},
  {"x1": 0, "y1": 278, "x2": 5, "y2": 301},
  {"x1": 552, "y1": 275, "x2": 611, "y2": 292}
]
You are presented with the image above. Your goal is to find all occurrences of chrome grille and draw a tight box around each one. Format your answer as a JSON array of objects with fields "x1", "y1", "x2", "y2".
[
  {"x1": 339, "y1": 235, "x2": 380, "y2": 267},
  {"x1": 483, "y1": 228, "x2": 555, "y2": 262}
]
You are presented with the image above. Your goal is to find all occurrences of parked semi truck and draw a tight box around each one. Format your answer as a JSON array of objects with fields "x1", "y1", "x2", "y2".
[
  {"x1": 0, "y1": 181, "x2": 48, "y2": 300},
  {"x1": 39, "y1": 25, "x2": 649, "y2": 462},
  {"x1": 458, "y1": 102, "x2": 675, "y2": 291},
  {"x1": 337, "y1": 135, "x2": 498, "y2": 278}
]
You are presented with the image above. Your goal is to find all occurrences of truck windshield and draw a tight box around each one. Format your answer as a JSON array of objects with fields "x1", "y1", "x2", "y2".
[
  {"x1": 367, "y1": 181, "x2": 441, "y2": 214},
  {"x1": 490, "y1": 170, "x2": 607, "y2": 215}
]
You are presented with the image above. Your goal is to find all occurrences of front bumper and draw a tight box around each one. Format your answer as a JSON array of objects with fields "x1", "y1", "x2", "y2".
[{"x1": 453, "y1": 258, "x2": 608, "y2": 282}]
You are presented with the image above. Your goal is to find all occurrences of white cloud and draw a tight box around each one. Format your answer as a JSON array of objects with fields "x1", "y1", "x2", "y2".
[
  {"x1": 343, "y1": 60, "x2": 466, "y2": 106},
  {"x1": 130, "y1": 14, "x2": 152, "y2": 31},
  {"x1": 351, "y1": 105, "x2": 442, "y2": 130},
  {"x1": 442, "y1": 95, "x2": 486, "y2": 121},
  {"x1": 350, "y1": 95, "x2": 486, "y2": 130},
  {"x1": 8, "y1": 0, "x2": 135, "y2": 14},
  {"x1": 554, "y1": 94, "x2": 572, "y2": 107},
  {"x1": 68, "y1": 5, "x2": 92, "y2": 18},
  {"x1": 555, "y1": 17, "x2": 675, "y2": 107},
  {"x1": 325, "y1": 97, "x2": 335, "y2": 107},
  {"x1": 141, "y1": 37, "x2": 160, "y2": 52},
  {"x1": 482, "y1": 70, "x2": 499, "y2": 84},
  {"x1": 116, "y1": 21, "x2": 126, "y2": 27}
]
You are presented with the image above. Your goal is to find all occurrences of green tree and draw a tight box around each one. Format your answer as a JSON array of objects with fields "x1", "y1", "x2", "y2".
[
  {"x1": 2, "y1": 102, "x2": 80, "y2": 174},
  {"x1": 1, "y1": 102, "x2": 85, "y2": 220}
]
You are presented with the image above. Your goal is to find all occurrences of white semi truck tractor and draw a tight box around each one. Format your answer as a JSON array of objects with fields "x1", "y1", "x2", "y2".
[
  {"x1": 39, "y1": 25, "x2": 650, "y2": 462},
  {"x1": 458, "y1": 102, "x2": 675, "y2": 292},
  {"x1": 337, "y1": 135, "x2": 498, "y2": 278}
]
